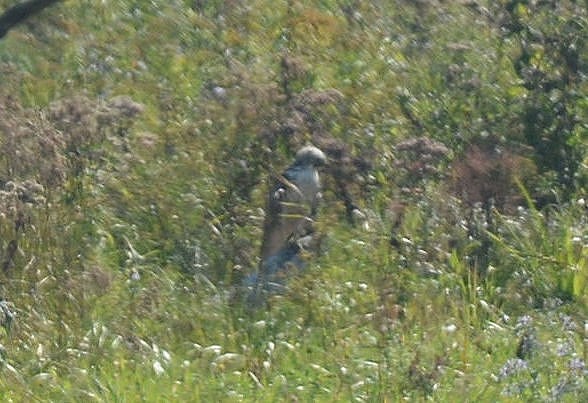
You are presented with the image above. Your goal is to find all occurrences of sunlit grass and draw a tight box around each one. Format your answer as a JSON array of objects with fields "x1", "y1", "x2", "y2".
[{"x1": 0, "y1": 0, "x2": 586, "y2": 401}]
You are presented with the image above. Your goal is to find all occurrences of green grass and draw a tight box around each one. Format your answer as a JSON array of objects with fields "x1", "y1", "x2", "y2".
[{"x1": 0, "y1": 0, "x2": 586, "y2": 401}]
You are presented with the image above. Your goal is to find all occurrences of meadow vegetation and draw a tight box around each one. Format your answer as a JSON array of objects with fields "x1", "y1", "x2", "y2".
[{"x1": 0, "y1": 0, "x2": 586, "y2": 401}]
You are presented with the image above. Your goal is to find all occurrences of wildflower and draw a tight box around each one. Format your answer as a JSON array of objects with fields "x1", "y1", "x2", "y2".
[
  {"x1": 266, "y1": 341, "x2": 275, "y2": 355},
  {"x1": 161, "y1": 349, "x2": 172, "y2": 363},
  {"x1": 130, "y1": 269, "x2": 140, "y2": 282},
  {"x1": 549, "y1": 378, "x2": 571, "y2": 401},
  {"x1": 515, "y1": 315, "x2": 533, "y2": 334},
  {"x1": 253, "y1": 320, "x2": 266, "y2": 329},
  {"x1": 107, "y1": 95, "x2": 144, "y2": 118},
  {"x1": 278, "y1": 340, "x2": 295, "y2": 351},
  {"x1": 201, "y1": 345, "x2": 222, "y2": 359},
  {"x1": 153, "y1": 360, "x2": 165, "y2": 376},
  {"x1": 212, "y1": 353, "x2": 246, "y2": 372},
  {"x1": 559, "y1": 314, "x2": 577, "y2": 331},
  {"x1": 212, "y1": 86, "x2": 227, "y2": 100},
  {"x1": 555, "y1": 340, "x2": 574, "y2": 357},
  {"x1": 498, "y1": 358, "x2": 528, "y2": 380},
  {"x1": 568, "y1": 358, "x2": 586, "y2": 373}
]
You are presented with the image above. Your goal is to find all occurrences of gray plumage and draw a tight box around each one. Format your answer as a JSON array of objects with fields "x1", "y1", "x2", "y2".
[
  {"x1": 246, "y1": 145, "x2": 326, "y2": 303},
  {"x1": 260, "y1": 145, "x2": 326, "y2": 262}
]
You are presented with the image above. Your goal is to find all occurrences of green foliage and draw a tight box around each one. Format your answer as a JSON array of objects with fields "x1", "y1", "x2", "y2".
[
  {"x1": 488, "y1": 187, "x2": 588, "y2": 309},
  {"x1": 0, "y1": 0, "x2": 586, "y2": 400}
]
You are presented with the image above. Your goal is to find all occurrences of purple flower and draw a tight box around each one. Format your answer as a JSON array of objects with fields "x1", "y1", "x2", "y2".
[
  {"x1": 515, "y1": 315, "x2": 533, "y2": 335},
  {"x1": 569, "y1": 358, "x2": 586, "y2": 373},
  {"x1": 498, "y1": 358, "x2": 529, "y2": 380}
]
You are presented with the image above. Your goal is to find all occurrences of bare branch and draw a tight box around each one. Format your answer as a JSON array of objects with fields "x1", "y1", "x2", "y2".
[{"x1": 0, "y1": 0, "x2": 60, "y2": 39}]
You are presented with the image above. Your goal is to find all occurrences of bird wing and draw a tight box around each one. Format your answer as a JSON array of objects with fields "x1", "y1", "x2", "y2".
[{"x1": 260, "y1": 168, "x2": 310, "y2": 260}]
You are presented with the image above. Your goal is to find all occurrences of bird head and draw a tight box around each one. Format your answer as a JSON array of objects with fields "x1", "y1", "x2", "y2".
[{"x1": 294, "y1": 145, "x2": 327, "y2": 167}]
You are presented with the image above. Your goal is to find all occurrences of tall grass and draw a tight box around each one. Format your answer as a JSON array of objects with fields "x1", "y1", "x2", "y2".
[{"x1": 0, "y1": 0, "x2": 586, "y2": 400}]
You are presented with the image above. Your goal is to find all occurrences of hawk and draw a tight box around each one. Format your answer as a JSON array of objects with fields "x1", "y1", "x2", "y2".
[
  {"x1": 250, "y1": 145, "x2": 327, "y2": 296},
  {"x1": 261, "y1": 145, "x2": 327, "y2": 260}
]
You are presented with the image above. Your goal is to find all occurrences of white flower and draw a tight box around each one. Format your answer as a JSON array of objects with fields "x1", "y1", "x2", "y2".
[
  {"x1": 201, "y1": 345, "x2": 222, "y2": 359},
  {"x1": 253, "y1": 320, "x2": 266, "y2": 329},
  {"x1": 161, "y1": 349, "x2": 172, "y2": 363},
  {"x1": 212, "y1": 353, "x2": 246, "y2": 372},
  {"x1": 153, "y1": 361, "x2": 165, "y2": 376}
]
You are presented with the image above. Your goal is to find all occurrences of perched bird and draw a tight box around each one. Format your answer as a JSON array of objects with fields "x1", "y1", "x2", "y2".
[
  {"x1": 249, "y1": 145, "x2": 327, "y2": 298},
  {"x1": 260, "y1": 145, "x2": 326, "y2": 261}
]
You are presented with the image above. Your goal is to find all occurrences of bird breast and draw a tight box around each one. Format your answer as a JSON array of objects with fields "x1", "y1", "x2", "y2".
[{"x1": 290, "y1": 166, "x2": 320, "y2": 204}]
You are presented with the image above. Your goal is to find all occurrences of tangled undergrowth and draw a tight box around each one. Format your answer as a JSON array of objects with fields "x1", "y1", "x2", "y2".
[{"x1": 0, "y1": 0, "x2": 586, "y2": 401}]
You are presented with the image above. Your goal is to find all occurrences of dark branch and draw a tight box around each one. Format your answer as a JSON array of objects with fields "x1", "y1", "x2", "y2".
[{"x1": 0, "y1": 0, "x2": 60, "y2": 39}]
